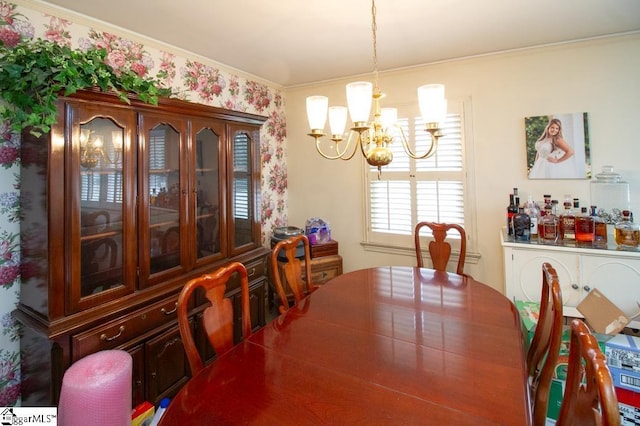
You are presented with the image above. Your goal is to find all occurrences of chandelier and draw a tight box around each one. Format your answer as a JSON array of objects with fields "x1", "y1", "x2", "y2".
[
  {"x1": 305, "y1": 0, "x2": 447, "y2": 176},
  {"x1": 80, "y1": 128, "x2": 123, "y2": 170}
]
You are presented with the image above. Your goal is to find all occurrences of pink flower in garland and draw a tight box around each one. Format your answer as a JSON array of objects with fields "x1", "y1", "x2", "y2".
[
  {"x1": 131, "y1": 62, "x2": 147, "y2": 77},
  {"x1": 81, "y1": 30, "x2": 154, "y2": 78}
]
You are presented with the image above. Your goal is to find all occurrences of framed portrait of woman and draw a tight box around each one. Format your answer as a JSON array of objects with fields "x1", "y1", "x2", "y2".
[{"x1": 525, "y1": 112, "x2": 591, "y2": 179}]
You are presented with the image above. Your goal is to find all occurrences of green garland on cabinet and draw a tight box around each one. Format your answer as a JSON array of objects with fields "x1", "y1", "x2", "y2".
[{"x1": 0, "y1": 38, "x2": 172, "y2": 136}]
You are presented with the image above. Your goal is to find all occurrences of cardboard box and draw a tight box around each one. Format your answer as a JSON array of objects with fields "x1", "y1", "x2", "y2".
[
  {"x1": 606, "y1": 333, "x2": 640, "y2": 373},
  {"x1": 577, "y1": 288, "x2": 630, "y2": 335},
  {"x1": 514, "y1": 299, "x2": 539, "y2": 346},
  {"x1": 610, "y1": 366, "x2": 640, "y2": 393},
  {"x1": 539, "y1": 326, "x2": 608, "y2": 424},
  {"x1": 616, "y1": 387, "x2": 640, "y2": 426}
]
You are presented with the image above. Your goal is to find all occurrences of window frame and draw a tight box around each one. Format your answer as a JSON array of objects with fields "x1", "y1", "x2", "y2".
[{"x1": 361, "y1": 97, "x2": 479, "y2": 262}]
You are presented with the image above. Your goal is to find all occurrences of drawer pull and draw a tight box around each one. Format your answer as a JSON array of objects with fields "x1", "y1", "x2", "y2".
[
  {"x1": 100, "y1": 326, "x2": 125, "y2": 342},
  {"x1": 571, "y1": 284, "x2": 579, "y2": 290},
  {"x1": 248, "y1": 267, "x2": 256, "y2": 277},
  {"x1": 161, "y1": 303, "x2": 177, "y2": 315},
  {"x1": 583, "y1": 285, "x2": 591, "y2": 292}
]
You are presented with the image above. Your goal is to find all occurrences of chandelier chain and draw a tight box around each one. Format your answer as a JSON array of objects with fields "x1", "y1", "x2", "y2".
[{"x1": 371, "y1": 0, "x2": 379, "y2": 91}]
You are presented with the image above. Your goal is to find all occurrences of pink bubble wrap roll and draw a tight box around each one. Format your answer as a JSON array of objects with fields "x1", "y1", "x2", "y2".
[{"x1": 58, "y1": 349, "x2": 132, "y2": 426}]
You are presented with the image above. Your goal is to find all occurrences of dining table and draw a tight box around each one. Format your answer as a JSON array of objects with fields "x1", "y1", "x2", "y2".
[{"x1": 159, "y1": 266, "x2": 532, "y2": 425}]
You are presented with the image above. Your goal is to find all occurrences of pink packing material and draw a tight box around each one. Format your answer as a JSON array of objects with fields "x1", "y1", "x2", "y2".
[{"x1": 58, "y1": 349, "x2": 132, "y2": 426}]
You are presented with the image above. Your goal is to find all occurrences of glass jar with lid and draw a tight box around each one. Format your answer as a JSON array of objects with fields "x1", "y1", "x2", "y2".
[{"x1": 590, "y1": 165, "x2": 631, "y2": 224}]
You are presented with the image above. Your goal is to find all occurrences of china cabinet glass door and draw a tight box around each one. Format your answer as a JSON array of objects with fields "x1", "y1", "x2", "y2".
[
  {"x1": 70, "y1": 104, "x2": 137, "y2": 312},
  {"x1": 228, "y1": 126, "x2": 259, "y2": 256},
  {"x1": 141, "y1": 114, "x2": 188, "y2": 286},
  {"x1": 192, "y1": 120, "x2": 225, "y2": 264}
]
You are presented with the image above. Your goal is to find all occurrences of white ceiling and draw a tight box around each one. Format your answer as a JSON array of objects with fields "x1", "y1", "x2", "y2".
[{"x1": 36, "y1": 0, "x2": 640, "y2": 87}]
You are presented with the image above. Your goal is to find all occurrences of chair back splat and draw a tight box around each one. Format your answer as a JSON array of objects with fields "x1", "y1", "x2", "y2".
[
  {"x1": 556, "y1": 319, "x2": 620, "y2": 426},
  {"x1": 177, "y1": 261, "x2": 252, "y2": 375},
  {"x1": 528, "y1": 262, "x2": 564, "y2": 426},
  {"x1": 414, "y1": 221, "x2": 466, "y2": 275},
  {"x1": 270, "y1": 234, "x2": 318, "y2": 314}
]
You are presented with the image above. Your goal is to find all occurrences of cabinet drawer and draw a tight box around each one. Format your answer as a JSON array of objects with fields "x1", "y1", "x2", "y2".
[
  {"x1": 72, "y1": 297, "x2": 180, "y2": 359},
  {"x1": 226, "y1": 256, "x2": 267, "y2": 292},
  {"x1": 309, "y1": 255, "x2": 343, "y2": 285},
  {"x1": 274, "y1": 255, "x2": 343, "y2": 289},
  {"x1": 311, "y1": 265, "x2": 341, "y2": 284}
]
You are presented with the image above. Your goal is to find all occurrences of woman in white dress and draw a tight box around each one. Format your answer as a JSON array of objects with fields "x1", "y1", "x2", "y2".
[{"x1": 528, "y1": 118, "x2": 576, "y2": 179}]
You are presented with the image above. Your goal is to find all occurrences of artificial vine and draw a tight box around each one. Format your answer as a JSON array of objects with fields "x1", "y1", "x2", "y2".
[{"x1": 0, "y1": 38, "x2": 172, "y2": 136}]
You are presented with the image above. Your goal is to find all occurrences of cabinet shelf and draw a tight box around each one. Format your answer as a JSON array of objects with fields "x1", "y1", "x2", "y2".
[
  {"x1": 149, "y1": 168, "x2": 179, "y2": 174},
  {"x1": 80, "y1": 230, "x2": 120, "y2": 241},
  {"x1": 81, "y1": 168, "x2": 122, "y2": 175}
]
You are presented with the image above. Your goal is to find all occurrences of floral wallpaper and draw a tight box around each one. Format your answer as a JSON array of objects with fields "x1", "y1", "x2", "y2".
[{"x1": 0, "y1": 1, "x2": 288, "y2": 405}]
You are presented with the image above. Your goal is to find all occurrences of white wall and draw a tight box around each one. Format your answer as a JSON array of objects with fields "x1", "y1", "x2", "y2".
[{"x1": 284, "y1": 34, "x2": 640, "y2": 293}]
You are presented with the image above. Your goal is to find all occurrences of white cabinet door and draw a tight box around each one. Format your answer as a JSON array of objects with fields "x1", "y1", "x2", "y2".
[
  {"x1": 581, "y1": 255, "x2": 640, "y2": 318},
  {"x1": 507, "y1": 249, "x2": 582, "y2": 307}
]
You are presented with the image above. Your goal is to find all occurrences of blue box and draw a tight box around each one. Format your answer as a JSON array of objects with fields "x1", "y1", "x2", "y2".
[{"x1": 610, "y1": 365, "x2": 640, "y2": 393}]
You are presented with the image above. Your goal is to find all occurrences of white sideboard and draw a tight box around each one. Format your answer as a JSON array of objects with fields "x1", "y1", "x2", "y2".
[{"x1": 501, "y1": 229, "x2": 640, "y2": 329}]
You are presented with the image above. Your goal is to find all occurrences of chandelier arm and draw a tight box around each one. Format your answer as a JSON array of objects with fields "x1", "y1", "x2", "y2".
[
  {"x1": 357, "y1": 130, "x2": 373, "y2": 160},
  {"x1": 339, "y1": 131, "x2": 363, "y2": 160},
  {"x1": 314, "y1": 132, "x2": 360, "y2": 161},
  {"x1": 396, "y1": 124, "x2": 440, "y2": 160}
]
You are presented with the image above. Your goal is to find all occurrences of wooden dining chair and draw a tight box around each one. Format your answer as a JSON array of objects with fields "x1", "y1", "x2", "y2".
[
  {"x1": 527, "y1": 262, "x2": 564, "y2": 426},
  {"x1": 176, "y1": 261, "x2": 252, "y2": 375},
  {"x1": 270, "y1": 234, "x2": 318, "y2": 314},
  {"x1": 414, "y1": 221, "x2": 467, "y2": 275},
  {"x1": 556, "y1": 318, "x2": 620, "y2": 426}
]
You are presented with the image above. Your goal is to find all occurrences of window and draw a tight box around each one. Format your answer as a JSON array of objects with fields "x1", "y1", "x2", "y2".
[
  {"x1": 233, "y1": 133, "x2": 250, "y2": 220},
  {"x1": 149, "y1": 128, "x2": 168, "y2": 195},
  {"x1": 363, "y1": 98, "x2": 477, "y2": 256}
]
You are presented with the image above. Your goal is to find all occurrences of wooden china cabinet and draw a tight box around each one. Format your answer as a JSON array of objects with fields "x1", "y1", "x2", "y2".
[{"x1": 16, "y1": 90, "x2": 268, "y2": 407}]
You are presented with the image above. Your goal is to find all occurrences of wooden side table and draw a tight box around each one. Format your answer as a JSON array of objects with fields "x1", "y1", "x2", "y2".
[{"x1": 268, "y1": 254, "x2": 343, "y2": 310}]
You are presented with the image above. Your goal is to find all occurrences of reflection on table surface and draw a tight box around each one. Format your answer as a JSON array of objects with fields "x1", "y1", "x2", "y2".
[{"x1": 160, "y1": 266, "x2": 531, "y2": 426}]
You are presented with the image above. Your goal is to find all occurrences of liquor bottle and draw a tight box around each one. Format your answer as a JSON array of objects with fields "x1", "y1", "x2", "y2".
[
  {"x1": 540, "y1": 194, "x2": 552, "y2": 217},
  {"x1": 523, "y1": 195, "x2": 540, "y2": 238},
  {"x1": 513, "y1": 206, "x2": 531, "y2": 241},
  {"x1": 559, "y1": 195, "x2": 576, "y2": 242},
  {"x1": 507, "y1": 191, "x2": 518, "y2": 236},
  {"x1": 614, "y1": 210, "x2": 639, "y2": 249},
  {"x1": 590, "y1": 205, "x2": 608, "y2": 249},
  {"x1": 575, "y1": 206, "x2": 594, "y2": 247},
  {"x1": 538, "y1": 205, "x2": 559, "y2": 244},
  {"x1": 511, "y1": 195, "x2": 522, "y2": 235}
]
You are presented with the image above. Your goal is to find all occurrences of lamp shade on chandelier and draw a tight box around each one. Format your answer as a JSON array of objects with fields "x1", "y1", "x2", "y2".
[{"x1": 305, "y1": 0, "x2": 447, "y2": 175}]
